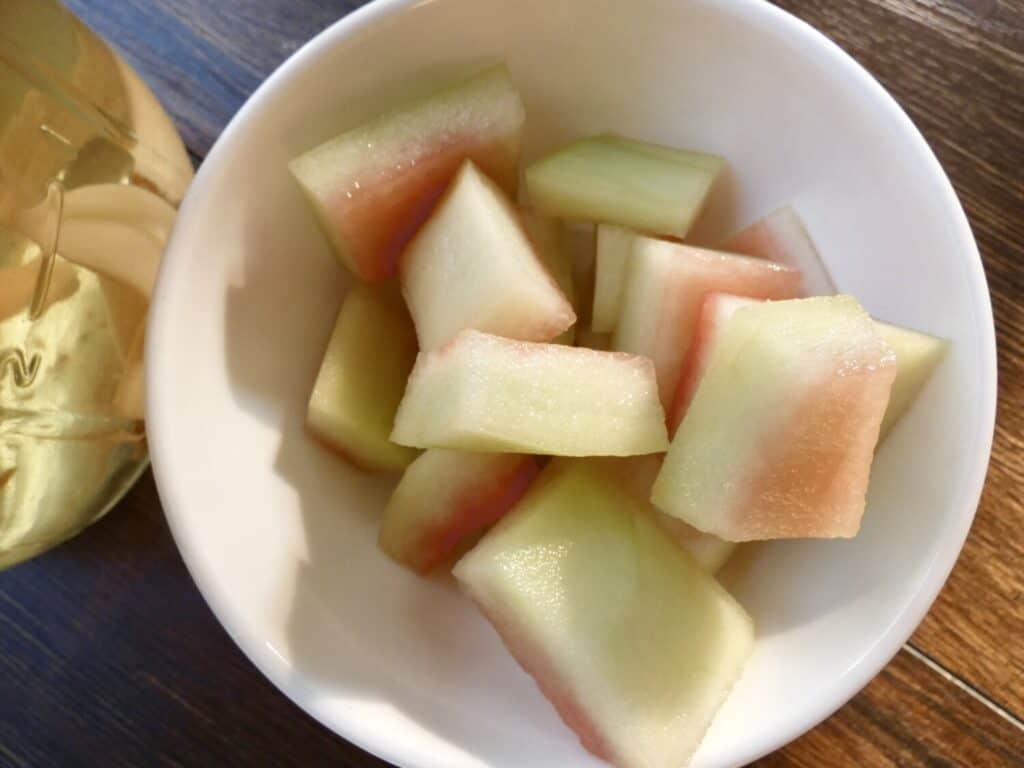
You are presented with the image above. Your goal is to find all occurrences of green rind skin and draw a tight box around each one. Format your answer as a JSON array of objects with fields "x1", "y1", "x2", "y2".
[{"x1": 524, "y1": 135, "x2": 723, "y2": 238}]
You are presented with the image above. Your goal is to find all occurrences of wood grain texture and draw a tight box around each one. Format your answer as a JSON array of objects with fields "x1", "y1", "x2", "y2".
[
  {"x1": 1, "y1": 1, "x2": 1020, "y2": 766},
  {"x1": 757, "y1": 650, "x2": 1024, "y2": 767},
  {"x1": 63, "y1": 0, "x2": 364, "y2": 156}
]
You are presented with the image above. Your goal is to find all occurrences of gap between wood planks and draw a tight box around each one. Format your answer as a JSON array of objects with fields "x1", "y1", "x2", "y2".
[
  {"x1": 904, "y1": 643, "x2": 1024, "y2": 732},
  {"x1": 178, "y1": 148, "x2": 1024, "y2": 738}
]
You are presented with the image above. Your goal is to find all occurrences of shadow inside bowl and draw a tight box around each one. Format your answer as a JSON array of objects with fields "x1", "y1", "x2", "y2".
[
  {"x1": 272, "y1": 414, "x2": 593, "y2": 766},
  {"x1": 217, "y1": 192, "x2": 597, "y2": 766}
]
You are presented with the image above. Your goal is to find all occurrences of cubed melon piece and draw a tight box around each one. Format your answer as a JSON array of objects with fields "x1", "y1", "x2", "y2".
[
  {"x1": 454, "y1": 460, "x2": 753, "y2": 768},
  {"x1": 307, "y1": 283, "x2": 418, "y2": 472},
  {"x1": 721, "y1": 207, "x2": 836, "y2": 296},
  {"x1": 525, "y1": 135, "x2": 723, "y2": 237},
  {"x1": 668, "y1": 295, "x2": 949, "y2": 444},
  {"x1": 653, "y1": 296, "x2": 897, "y2": 540},
  {"x1": 591, "y1": 224, "x2": 638, "y2": 333},
  {"x1": 588, "y1": 455, "x2": 736, "y2": 573},
  {"x1": 391, "y1": 330, "x2": 668, "y2": 456},
  {"x1": 290, "y1": 65, "x2": 525, "y2": 282},
  {"x1": 614, "y1": 237, "x2": 802, "y2": 407},
  {"x1": 379, "y1": 449, "x2": 538, "y2": 573},
  {"x1": 523, "y1": 210, "x2": 576, "y2": 344},
  {"x1": 400, "y1": 162, "x2": 575, "y2": 349},
  {"x1": 876, "y1": 321, "x2": 948, "y2": 438},
  {"x1": 668, "y1": 293, "x2": 760, "y2": 434}
]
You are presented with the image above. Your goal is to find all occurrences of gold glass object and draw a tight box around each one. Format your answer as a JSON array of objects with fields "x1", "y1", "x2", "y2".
[{"x1": 0, "y1": 0, "x2": 193, "y2": 568}]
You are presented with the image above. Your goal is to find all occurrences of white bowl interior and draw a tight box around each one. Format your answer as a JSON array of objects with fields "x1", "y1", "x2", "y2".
[{"x1": 147, "y1": 1, "x2": 995, "y2": 766}]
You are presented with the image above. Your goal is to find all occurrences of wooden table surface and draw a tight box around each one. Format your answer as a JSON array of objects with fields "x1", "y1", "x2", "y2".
[{"x1": 2, "y1": 1, "x2": 1022, "y2": 766}]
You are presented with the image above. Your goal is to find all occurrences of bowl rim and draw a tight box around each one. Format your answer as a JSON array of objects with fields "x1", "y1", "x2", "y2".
[{"x1": 147, "y1": 0, "x2": 997, "y2": 765}]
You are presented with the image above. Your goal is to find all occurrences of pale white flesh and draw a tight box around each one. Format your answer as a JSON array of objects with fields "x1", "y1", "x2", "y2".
[
  {"x1": 653, "y1": 296, "x2": 897, "y2": 541},
  {"x1": 876, "y1": 321, "x2": 948, "y2": 439},
  {"x1": 721, "y1": 207, "x2": 836, "y2": 297},
  {"x1": 525, "y1": 134, "x2": 724, "y2": 237},
  {"x1": 307, "y1": 284, "x2": 419, "y2": 472},
  {"x1": 591, "y1": 224, "x2": 637, "y2": 333},
  {"x1": 400, "y1": 162, "x2": 575, "y2": 349},
  {"x1": 454, "y1": 460, "x2": 754, "y2": 768},
  {"x1": 613, "y1": 236, "x2": 801, "y2": 407},
  {"x1": 391, "y1": 330, "x2": 668, "y2": 456}
]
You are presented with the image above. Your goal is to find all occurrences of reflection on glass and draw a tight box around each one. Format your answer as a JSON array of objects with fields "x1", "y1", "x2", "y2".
[{"x1": 0, "y1": 0, "x2": 193, "y2": 568}]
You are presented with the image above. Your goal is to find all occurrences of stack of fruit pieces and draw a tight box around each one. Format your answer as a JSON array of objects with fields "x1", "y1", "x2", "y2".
[{"x1": 290, "y1": 65, "x2": 948, "y2": 768}]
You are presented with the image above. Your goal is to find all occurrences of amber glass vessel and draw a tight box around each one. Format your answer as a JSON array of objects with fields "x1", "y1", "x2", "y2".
[{"x1": 0, "y1": 0, "x2": 193, "y2": 568}]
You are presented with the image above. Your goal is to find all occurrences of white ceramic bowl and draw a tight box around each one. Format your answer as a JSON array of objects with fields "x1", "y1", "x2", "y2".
[{"x1": 147, "y1": 0, "x2": 997, "y2": 765}]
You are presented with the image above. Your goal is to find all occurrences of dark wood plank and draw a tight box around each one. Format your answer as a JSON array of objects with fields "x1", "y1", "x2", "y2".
[
  {"x1": 773, "y1": 0, "x2": 1024, "y2": 722},
  {"x1": 755, "y1": 649, "x2": 1024, "y2": 767},
  {"x1": 865, "y1": 0, "x2": 1024, "y2": 55},
  {"x1": 63, "y1": 0, "x2": 363, "y2": 156}
]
